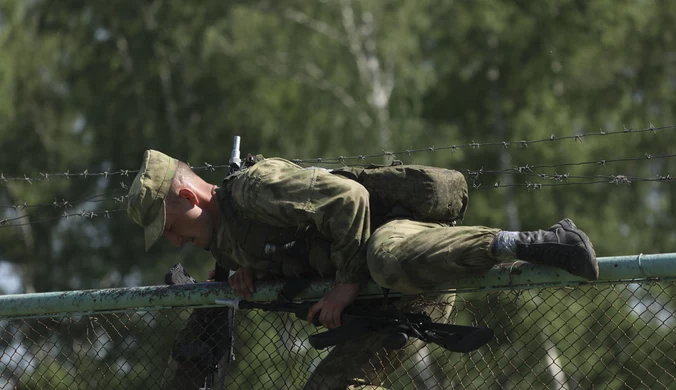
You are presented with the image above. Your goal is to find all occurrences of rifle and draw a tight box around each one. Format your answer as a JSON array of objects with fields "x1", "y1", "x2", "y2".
[
  {"x1": 166, "y1": 264, "x2": 235, "y2": 390},
  {"x1": 215, "y1": 297, "x2": 493, "y2": 353}
]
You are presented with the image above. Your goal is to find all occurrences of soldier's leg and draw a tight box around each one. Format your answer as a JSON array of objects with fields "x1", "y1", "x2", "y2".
[
  {"x1": 303, "y1": 293, "x2": 454, "y2": 390},
  {"x1": 367, "y1": 218, "x2": 597, "y2": 294},
  {"x1": 161, "y1": 309, "x2": 212, "y2": 390},
  {"x1": 161, "y1": 263, "x2": 233, "y2": 389},
  {"x1": 367, "y1": 219, "x2": 500, "y2": 294},
  {"x1": 302, "y1": 330, "x2": 396, "y2": 390}
]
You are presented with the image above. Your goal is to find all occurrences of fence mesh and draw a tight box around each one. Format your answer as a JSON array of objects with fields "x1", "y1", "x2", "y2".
[{"x1": 2, "y1": 280, "x2": 675, "y2": 389}]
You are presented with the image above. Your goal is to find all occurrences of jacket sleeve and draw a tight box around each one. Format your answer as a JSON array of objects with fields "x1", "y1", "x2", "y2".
[{"x1": 229, "y1": 158, "x2": 371, "y2": 284}]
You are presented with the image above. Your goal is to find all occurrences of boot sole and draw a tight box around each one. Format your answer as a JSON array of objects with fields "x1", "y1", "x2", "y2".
[{"x1": 557, "y1": 218, "x2": 599, "y2": 280}]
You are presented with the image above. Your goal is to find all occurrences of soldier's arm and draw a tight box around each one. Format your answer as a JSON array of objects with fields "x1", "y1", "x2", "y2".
[{"x1": 230, "y1": 158, "x2": 371, "y2": 284}]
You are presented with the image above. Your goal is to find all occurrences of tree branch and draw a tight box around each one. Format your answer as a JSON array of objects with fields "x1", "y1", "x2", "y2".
[
  {"x1": 250, "y1": 52, "x2": 373, "y2": 128},
  {"x1": 253, "y1": 1, "x2": 347, "y2": 46}
]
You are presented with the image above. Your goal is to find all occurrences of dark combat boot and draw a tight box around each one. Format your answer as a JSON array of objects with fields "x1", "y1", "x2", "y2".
[{"x1": 493, "y1": 218, "x2": 599, "y2": 280}]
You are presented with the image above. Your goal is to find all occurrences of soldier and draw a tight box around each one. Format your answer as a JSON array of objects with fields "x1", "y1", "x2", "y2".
[{"x1": 127, "y1": 150, "x2": 597, "y2": 389}]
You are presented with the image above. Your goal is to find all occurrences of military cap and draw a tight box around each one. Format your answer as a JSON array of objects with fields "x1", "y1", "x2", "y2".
[{"x1": 127, "y1": 150, "x2": 178, "y2": 251}]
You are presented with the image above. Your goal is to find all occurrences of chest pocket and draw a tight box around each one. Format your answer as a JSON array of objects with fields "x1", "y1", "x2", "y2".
[{"x1": 216, "y1": 185, "x2": 319, "y2": 277}]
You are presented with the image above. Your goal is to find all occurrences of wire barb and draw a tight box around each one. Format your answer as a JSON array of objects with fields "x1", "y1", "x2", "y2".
[
  {"x1": 552, "y1": 173, "x2": 569, "y2": 183},
  {"x1": 514, "y1": 165, "x2": 533, "y2": 173},
  {"x1": 526, "y1": 182, "x2": 542, "y2": 191},
  {"x1": 610, "y1": 175, "x2": 631, "y2": 185}
]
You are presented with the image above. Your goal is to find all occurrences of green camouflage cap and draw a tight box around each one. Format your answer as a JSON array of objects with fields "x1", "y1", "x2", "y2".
[{"x1": 127, "y1": 150, "x2": 178, "y2": 251}]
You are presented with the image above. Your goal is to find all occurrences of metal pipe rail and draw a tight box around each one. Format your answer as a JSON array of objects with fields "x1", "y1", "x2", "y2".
[{"x1": 0, "y1": 253, "x2": 674, "y2": 319}]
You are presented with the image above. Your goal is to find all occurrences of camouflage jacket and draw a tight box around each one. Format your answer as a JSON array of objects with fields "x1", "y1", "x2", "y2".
[{"x1": 208, "y1": 158, "x2": 371, "y2": 284}]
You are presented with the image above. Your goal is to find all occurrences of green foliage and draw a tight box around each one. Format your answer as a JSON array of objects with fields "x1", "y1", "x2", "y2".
[{"x1": 1, "y1": 0, "x2": 676, "y2": 388}]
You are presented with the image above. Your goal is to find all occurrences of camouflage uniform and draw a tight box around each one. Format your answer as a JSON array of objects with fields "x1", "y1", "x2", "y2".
[
  {"x1": 367, "y1": 220, "x2": 501, "y2": 294},
  {"x1": 211, "y1": 157, "x2": 371, "y2": 284},
  {"x1": 129, "y1": 151, "x2": 597, "y2": 389},
  {"x1": 129, "y1": 153, "x2": 501, "y2": 389},
  {"x1": 213, "y1": 158, "x2": 501, "y2": 293},
  {"x1": 209, "y1": 158, "x2": 499, "y2": 389}
]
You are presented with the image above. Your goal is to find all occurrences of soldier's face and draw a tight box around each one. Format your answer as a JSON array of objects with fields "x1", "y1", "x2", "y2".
[{"x1": 162, "y1": 194, "x2": 213, "y2": 250}]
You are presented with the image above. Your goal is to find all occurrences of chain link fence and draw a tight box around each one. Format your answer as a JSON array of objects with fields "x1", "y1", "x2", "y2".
[{"x1": 1, "y1": 279, "x2": 675, "y2": 389}]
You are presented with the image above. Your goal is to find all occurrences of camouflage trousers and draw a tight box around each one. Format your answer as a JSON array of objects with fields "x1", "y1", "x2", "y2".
[
  {"x1": 160, "y1": 307, "x2": 233, "y2": 390},
  {"x1": 162, "y1": 221, "x2": 502, "y2": 389},
  {"x1": 367, "y1": 219, "x2": 502, "y2": 294},
  {"x1": 163, "y1": 296, "x2": 455, "y2": 390},
  {"x1": 302, "y1": 292, "x2": 455, "y2": 390},
  {"x1": 304, "y1": 221, "x2": 501, "y2": 389}
]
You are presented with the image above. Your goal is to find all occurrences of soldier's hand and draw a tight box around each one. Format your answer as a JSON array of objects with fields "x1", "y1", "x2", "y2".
[
  {"x1": 307, "y1": 283, "x2": 360, "y2": 329},
  {"x1": 229, "y1": 266, "x2": 256, "y2": 298},
  {"x1": 207, "y1": 268, "x2": 216, "y2": 282}
]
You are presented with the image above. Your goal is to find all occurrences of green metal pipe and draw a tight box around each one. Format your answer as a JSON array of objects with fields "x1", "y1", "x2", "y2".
[
  {"x1": 0, "y1": 253, "x2": 674, "y2": 319},
  {"x1": 433, "y1": 252, "x2": 676, "y2": 292}
]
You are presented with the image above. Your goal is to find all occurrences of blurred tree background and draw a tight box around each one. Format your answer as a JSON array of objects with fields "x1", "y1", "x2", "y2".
[{"x1": 0, "y1": 0, "x2": 675, "y2": 389}]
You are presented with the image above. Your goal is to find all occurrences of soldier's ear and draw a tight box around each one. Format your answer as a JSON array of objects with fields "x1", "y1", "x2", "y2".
[{"x1": 177, "y1": 188, "x2": 198, "y2": 205}]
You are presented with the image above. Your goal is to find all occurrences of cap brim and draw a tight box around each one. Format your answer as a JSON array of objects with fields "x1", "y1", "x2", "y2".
[{"x1": 144, "y1": 200, "x2": 166, "y2": 251}]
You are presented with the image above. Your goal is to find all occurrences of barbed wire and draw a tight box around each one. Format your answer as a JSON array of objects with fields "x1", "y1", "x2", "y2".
[
  {"x1": 0, "y1": 208, "x2": 126, "y2": 228},
  {"x1": 291, "y1": 123, "x2": 674, "y2": 165},
  {"x1": 469, "y1": 173, "x2": 675, "y2": 191},
  {"x1": 0, "y1": 163, "x2": 231, "y2": 185},
  {"x1": 1, "y1": 170, "x2": 673, "y2": 228},
  {"x1": 458, "y1": 153, "x2": 676, "y2": 187},
  {"x1": 1, "y1": 123, "x2": 674, "y2": 228},
  {"x1": 0, "y1": 169, "x2": 140, "y2": 185},
  {"x1": 0, "y1": 124, "x2": 673, "y2": 184},
  {"x1": 0, "y1": 193, "x2": 128, "y2": 211},
  {"x1": 2, "y1": 150, "x2": 675, "y2": 214},
  {"x1": 500, "y1": 152, "x2": 676, "y2": 173},
  {"x1": 337, "y1": 151, "x2": 676, "y2": 177},
  {"x1": 0, "y1": 193, "x2": 128, "y2": 225}
]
